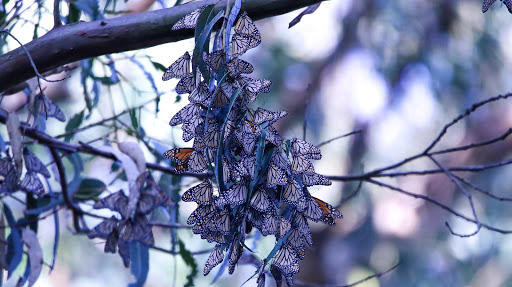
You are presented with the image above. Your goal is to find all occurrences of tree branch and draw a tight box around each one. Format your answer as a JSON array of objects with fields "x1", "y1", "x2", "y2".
[
  {"x1": 0, "y1": 0, "x2": 326, "y2": 93},
  {"x1": 0, "y1": 107, "x2": 207, "y2": 179}
]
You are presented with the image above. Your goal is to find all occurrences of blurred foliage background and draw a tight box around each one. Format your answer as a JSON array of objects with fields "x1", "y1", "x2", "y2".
[{"x1": 2, "y1": 0, "x2": 512, "y2": 286}]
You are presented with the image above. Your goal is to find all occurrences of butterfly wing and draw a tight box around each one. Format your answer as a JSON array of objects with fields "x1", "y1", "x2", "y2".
[
  {"x1": 162, "y1": 51, "x2": 191, "y2": 80},
  {"x1": 172, "y1": 7, "x2": 205, "y2": 30}
]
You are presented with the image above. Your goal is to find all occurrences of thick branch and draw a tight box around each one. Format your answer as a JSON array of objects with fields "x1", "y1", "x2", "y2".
[{"x1": 0, "y1": 0, "x2": 325, "y2": 93}]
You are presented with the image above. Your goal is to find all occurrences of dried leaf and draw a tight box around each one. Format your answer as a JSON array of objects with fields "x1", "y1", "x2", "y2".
[
  {"x1": 118, "y1": 142, "x2": 146, "y2": 174},
  {"x1": 288, "y1": 3, "x2": 321, "y2": 29},
  {"x1": 100, "y1": 146, "x2": 140, "y2": 218},
  {"x1": 7, "y1": 112, "x2": 22, "y2": 178},
  {"x1": 22, "y1": 228, "x2": 43, "y2": 287}
]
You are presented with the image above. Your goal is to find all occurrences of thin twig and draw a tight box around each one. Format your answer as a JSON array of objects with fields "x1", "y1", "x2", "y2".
[
  {"x1": 366, "y1": 179, "x2": 512, "y2": 234},
  {"x1": 424, "y1": 93, "x2": 512, "y2": 154},
  {"x1": 0, "y1": 30, "x2": 69, "y2": 83},
  {"x1": 53, "y1": 0, "x2": 61, "y2": 28},
  {"x1": 294, "y1": 262, "x2": 399, "y2": 287},
  {"x1": 317, "y1": 130, "x2": 362, "y2": 148},
  {"x1": 453, "y1": 174, "x2": 512, "y2": 202},
  {"x1": 429, "y1": 155, "x2": 482, "y2": 237}
]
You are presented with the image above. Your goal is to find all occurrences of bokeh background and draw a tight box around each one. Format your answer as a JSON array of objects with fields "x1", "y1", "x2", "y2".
[{"x1": 3, "y1": 0, "x2": 512, "y2": 286}]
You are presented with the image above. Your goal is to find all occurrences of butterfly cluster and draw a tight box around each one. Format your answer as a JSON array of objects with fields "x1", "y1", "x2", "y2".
[
  {"x1": 163, "y1": 8, "x2": 342, "y2": 286},
  {"x1": 88, "y1": 172, "x2": 172, "y2": 267},
  {"x1": 482, "y1": 0, "x2": 512, "y2": 13},
  {"x1": 0, "y1": 148, "x2": 51, "y2": 196}
]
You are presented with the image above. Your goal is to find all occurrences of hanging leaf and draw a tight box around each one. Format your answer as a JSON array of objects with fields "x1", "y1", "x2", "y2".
[
  {"x1": 64, "y1": 110, "x2": 85, "y2": 142},
  {"x1": 22, "y1": 228, "x2": 43, "y2": 287},
  {"x1": 7, "y1": 112, "x2": 22, "y2": 178},
  {"x1": 99, "y1": 146, "x2": 141, "y2": 218},
  {"x1": 288, "y1": 3, "x2": 321, "y2": 29},
  {"x1": 118, "y1": 142, "x2": 146, "y2": 174},
  {"x1": 0, "y1": 209, "x2": 6, "y2": 269},
  {"x1": 225, "y1": 0, "x2": 242, "y2": 61},
  {"x1": 73, "y1": 178, "x2": 107, "y2": 201},
  {"x1": 128, "y1": 242, "x2": 149, "y2": 287},
  {"x1": 178, "y1": 239, "x2": 197, "y2": 287},
  {"x1": 4, "y1": 205, "x2": 22, "y2": 278}
]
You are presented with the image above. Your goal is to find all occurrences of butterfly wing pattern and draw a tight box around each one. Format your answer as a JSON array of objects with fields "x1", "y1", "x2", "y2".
[{"x1": 163, "y1": 8, "x2": 341, "y2": 286}]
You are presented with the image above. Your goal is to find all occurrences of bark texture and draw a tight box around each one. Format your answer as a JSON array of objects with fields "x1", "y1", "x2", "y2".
[{"x1": 0, "y1": 0, "x2": 325, "y2": 93}]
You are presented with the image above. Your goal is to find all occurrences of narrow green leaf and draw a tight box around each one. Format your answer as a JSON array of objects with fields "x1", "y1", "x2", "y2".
[
  {"x1": 74, "y1": 178, "x2": 107, "y2": 201},
  {"x1": 178, "y1": 239, "x2": 197, "y2": 287},
  {"x1": 64, "y1": 110, "x2": 85, "y2": 142},
  {"x1": 150, "y1": 60, "x2": 167, "y2": 73}
]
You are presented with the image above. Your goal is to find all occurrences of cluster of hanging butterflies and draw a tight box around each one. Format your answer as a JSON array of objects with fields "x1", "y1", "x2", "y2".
[
  {"x1": 163, "y1": 7, "x2": 342, "y2": 287},
  {"x1": 88, "y1": 172, "x2": 173, "y2": 267},
  {"x1": 0, "y1": 148, "x2": 51, "y2": 196},
  {"x1": 482, "y1": 0, "x2": 512, "y2": 13}
]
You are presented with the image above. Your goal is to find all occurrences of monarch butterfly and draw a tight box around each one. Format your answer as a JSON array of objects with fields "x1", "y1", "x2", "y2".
[
  {"x1": 228, "y1": 240, "x2": 243, "y2": 274},
  {"x1": 175, "y1": 73, "x2": 195, "y2": 94},
  {"x1": 265, "y1": 125, "x2": 283, "y2": 147},
  {"x1": 36, "y1": 93, "x2": 66, "y2": 122},
  {"x1": 267, "y1": 163, "x2": 287, "y2": 187},
  {"x1": 238, "y1": 155, "x2": 255, "y2": 179},
  {"x1": 270, "y1": 149, "x2": 290, "y2": 170},
  {"x1": 137, "y1": 192, "x2": 159, "y2": 215},
  {"x1": 163, "y1": 147, "x2": 207, "y2": 173},
  {"x1": 261, "y1": 214, "x2": 279, "y2": 236},
  {"x1": 182, "y1": 116, "x2": 205, "y2": 142},
  {"x1": 204, "y1": 120, "x2": 220, "y2": 148},
  {"x1": 121, "y1": 215, "x2": 154, "y2": 246},
  {"x1": 88, "y1": 216, "x2": 118, "y2": 239},
  {"x1": 19, "y1": 172, "x2": 43, "y2": 195},
  {"x1": 253, "y1": 107, "x2": 288, "y2": 125},
  {"x1": 279, "y1": 216, "x2": 292, "y2": 238},
  {"x1": 236, "y1": 130, "x2": 257, "y2": 154},
  {"x1": 225, "y1": 181, "x2": 248, "y2": 207},
  {"x1": 187, "y1": 204, "x2": 215, "y2": 225},
  {"x1": 227, "y1": 58, "x2": 254, "y2": 76},
  {"x1": 203, "y1": 50, "x2": 225, "y2": 72},
  {"x1": 188, "y1": 82, "x2": 211, "y2": 106},
  {"x1": 247, "y1": 207, "x2": 264, "y2": 229},
  {"x1": 0, "y1": 166, "x2": 18, "y2": 193},
  {"x1": 301, "y1": 171, "x2": 331, "y2": 186},
  {"x1": 273, "y1": 244, "x2": 300, "y2": 275},
  {"x1": 286, "y1": 228, "x2": 305, "y2": 253},
  {"x1": 215, "y1": 210, "x2": 231, "y2": 235},
  {"x1": 169, "y1": 103, "x2": 202, "y2": 126},
  {"x1": 172, "y1": 6, "x2": 205, "y2": 30},
  {"x1": 304, "y1": 196, "x2": 343, "y2": 226},
  {"x1": 234, "y1": 12, "x2": 260, "y2": 37},
  {"x1": 204, "y1": 244, "x2": 224, "y2": 276},
  {"x1": 0, "y1": 156, "x2": 15, "y2": 177},
  {"x1": 291, "y1": 154, "x2": 312, "y2": 174},
  {"x1": 283, "y1": 178, "x2": 303, "y2": 205},
  {"x1": 291, "y1": 138, "x2": 321, "y2": 160},
  {"x1": 182, "y1": 179, "x2": 213, "y2": 205},
  {"x1": 231, "y1": 33, "x2": 261, "y2": 57},
  {"x1": 257, "y1": 271, "x2": 265, "y2": 287},
  {"x1": 94, "y1": 191, "x2": 130, "y2": 218},
  {"x1": 23, "y1": 148, "x2": 51, "y2": 178},
  {"x1": 270, "y1": 265, "x2": 283, "y2": 287},
  {"x1": 249, "y1": 187, "x2": 272, "y2": 212},
  {"x1": 162, "y1": 51, "x2": 191, "y2": 80},
  {"x1": 293, "y1": 214, "x2": 313, "y2": 246},
  {"x1": 207, "y1": 232, "x2": 227, "y2": 244},
  {"x1": 237, "y1": 76, "x2": 272, "y2": 98},
  {"x1": 213, "y1": 85, "x2": 230, "y2": 108}
]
